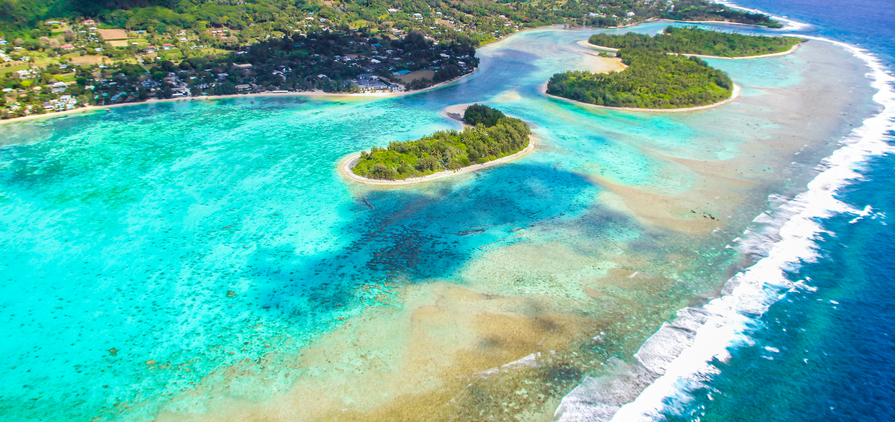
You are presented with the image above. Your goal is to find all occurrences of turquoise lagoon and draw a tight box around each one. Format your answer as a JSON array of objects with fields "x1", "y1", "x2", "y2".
[{"x1": 0, "y1": 23, "x2": 878, "y2": 421}]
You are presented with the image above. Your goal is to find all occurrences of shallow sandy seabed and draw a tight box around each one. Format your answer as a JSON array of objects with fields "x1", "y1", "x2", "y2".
[{"x1": 142, "y1": 38, "x2": 880, "y2": 422}]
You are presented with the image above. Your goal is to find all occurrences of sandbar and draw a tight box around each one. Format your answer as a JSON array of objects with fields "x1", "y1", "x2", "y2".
[{"x1": 439, "y1": 103, "x2": 474, "y2": 126}]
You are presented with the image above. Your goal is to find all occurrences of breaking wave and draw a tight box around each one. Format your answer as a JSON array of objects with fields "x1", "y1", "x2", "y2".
[{"x1": 554, "y1": 34, "x2": 895, "y2": 422}]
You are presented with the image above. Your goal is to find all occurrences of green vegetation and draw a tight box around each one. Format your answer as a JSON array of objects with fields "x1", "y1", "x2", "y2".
[
  {"x1": 0, "y1": 0, "x2": 779, "y2": 45},
  {"x1": 664, "y1": 0, "x2": 782, "y2": 28},
  {"x1": 544, "y1": 26, "x2": 798, "y2": 109},
  {"x1": 352, "y1": 105, "x2": 531, "y2": 180},
  {"x1": 462, "y1": 103, "x2": 506, "y2": 127},
  {"x1": 0, "y1": 0, "x2": 784, "y2": 119},
  {"x1": 547, "y1": 47, "x2": 733, "y2": 109},
  {"x1": 589, "y1": 26, "x2": 802, "y2": 57}
]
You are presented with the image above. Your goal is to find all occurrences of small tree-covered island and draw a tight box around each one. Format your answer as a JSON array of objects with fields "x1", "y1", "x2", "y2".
[
  {"x1": 588, "y1": 26, "x2": 803, "y2": 57},
  {"x1": 348, "y1": 104, "x2": 532, "y2": 181},
  {"x1": 546, "y1": 27, "x2": 804, "y2": 110}
]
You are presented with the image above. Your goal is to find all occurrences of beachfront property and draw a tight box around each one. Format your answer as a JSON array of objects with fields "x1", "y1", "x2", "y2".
[
  {"x1": 41, "y1": 95, "x2": 77, "y2": 111},
  {"x1": 51, "y1": 82, "x2": 67, "y2": 94},
  {"x1": 1, "y1": 16, "x2": 476, "y2": 120}
]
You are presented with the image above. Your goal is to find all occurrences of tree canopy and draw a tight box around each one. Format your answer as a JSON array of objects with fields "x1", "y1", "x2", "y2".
[
  {"x1": 589, "y1": 26, "x2": 802, "y2": 57},
  {"x1": 352, "y1": 106, "x2": 531, "y2": 180},
  {"x1": 547, "y1": 47, "x2": 733, "y2": 109},
  {"x1": 463, "y1": 103, "x2": 506, "y2": 127}
]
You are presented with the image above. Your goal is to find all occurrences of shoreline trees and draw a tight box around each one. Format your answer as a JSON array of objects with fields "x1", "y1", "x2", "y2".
[
  {"x1": 352, "y1": 105, "x2": 531, "y2": 180},
  {"x1": 588, "y1": 26, "x2": 802, "y2": 58},
  {"x1": 547, "y1": 47, "x2": 733, "y2": 109}
]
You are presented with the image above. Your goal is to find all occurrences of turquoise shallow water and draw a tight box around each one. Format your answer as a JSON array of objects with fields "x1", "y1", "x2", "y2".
[{"x1": 0, "y1": 24, "x2": 877, "y2": 421}]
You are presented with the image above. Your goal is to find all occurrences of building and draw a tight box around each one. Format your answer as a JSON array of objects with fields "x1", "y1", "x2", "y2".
[
  {"x1": 354, "y1": 79, "x2": 390, "y2": 92},
  {"x1": 51, "y1": 81, "x2": 67, "y2": 94}
]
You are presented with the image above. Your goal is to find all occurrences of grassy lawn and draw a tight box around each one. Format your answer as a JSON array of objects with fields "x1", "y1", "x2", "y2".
[
  {"x1": 193, "y1": 47, "x2": 229, "y2": 56},
  {"x1": 0, "y1": 63, "x2": 31, "y2": 75},
  {"x1": 55, "y1": 72, "x2": 77, "y2": 82},
  {"x1": 158, "y1": 49, "x2": 184, "y2": 61}
]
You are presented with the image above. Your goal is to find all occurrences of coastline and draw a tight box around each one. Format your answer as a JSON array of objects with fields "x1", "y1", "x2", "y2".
[
  {"x1": 1, "y1": 20, "x2": 794, "y2": 128},
  {"x1": 3, "y1": 18, "x2": 885, "y2": 422},
  {"x1": 439, "y1": 103, "x2": 473, "y2": 127},
  {"x1": 337, "y1": 134, "x2": 536, "y2": 186},
  {"x1": 0, "y1": 70, "x2": 475, "y2": 127},
  {"x1": 579, "y1": 39, "x2": 803, "y2": 60},
  {"x1": 541, "y1": 81, "x2": 742, "y2": 113}
]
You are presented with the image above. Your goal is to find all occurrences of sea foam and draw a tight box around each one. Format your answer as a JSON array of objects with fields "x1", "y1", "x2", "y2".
[
  {"x1": 554, "y1": 34, "x2": 895, "y2": 422},
  {"x1": 712, "y1": 0, "x2": 813, "y2": 31}
]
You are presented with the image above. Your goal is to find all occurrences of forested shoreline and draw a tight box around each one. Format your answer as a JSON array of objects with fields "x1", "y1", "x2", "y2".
[
  {"x1": 1, "y1": 0, "x2": 786, "y2": 120},
  {"x1": 547, "y1": 47, "x2": 733, "y2": 109},
  {"x1": 351, "y1": 105, "x2": 531, "y2": 180},
  {"x1": 588, "y1": 26, "x2": 802, "y2": 57},
  {"x1": 545, "y1": 27, "x2": 806, "y2": 109}
]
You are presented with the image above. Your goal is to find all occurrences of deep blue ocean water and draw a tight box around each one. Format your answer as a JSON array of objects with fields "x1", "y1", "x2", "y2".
[{"x1": 651, "y1": 0, "x2": 895, "y2": 420}]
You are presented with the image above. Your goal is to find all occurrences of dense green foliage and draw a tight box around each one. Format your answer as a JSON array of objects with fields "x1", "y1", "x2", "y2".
[
  {"x1": 589, "y1": 26, "x2": 801, "y2": 57},
  {"x1": 547, "y1": 47, "x2": 733, "y2": 109},
  {"x1": 662, "y1": 0, "x2": 781, "y2": 28},
  {"x1": 352, "y1": 106, "x2": 531, "y2": 180},
  {"x1": 0, "y1": 0, "x2": 779, "y2": 43},
  {"x1": 224, "y1": 30, "x2": 476, "y2": 92},
  {"x1": 463, "y1": 103, "x2": 506, "y2": 127}
]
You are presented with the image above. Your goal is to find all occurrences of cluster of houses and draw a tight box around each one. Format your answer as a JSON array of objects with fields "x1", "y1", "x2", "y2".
[
  {"x1": 42, "y1": 95, "x2": 78, "y2": 111},
  {"x1": 353, "y1": 74, "x2": 404, "y2": 92}
]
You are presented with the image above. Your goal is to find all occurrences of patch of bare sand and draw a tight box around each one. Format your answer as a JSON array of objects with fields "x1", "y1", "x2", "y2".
[
  {"x1": 582, "y1": 54, "x2": 626, "y2": 73},
  {"x1": 441, "y1": 103, "x2": 472, "y2": 123},
  {"x1": 394, "y1": 69, "x2": 436, "y2": 84},
  {"x1": 69, "y1": 55, "x2": 108, "y2": 65},
  {"x1": 98, "y1": 28, "x2": 128, "y2": 40}
]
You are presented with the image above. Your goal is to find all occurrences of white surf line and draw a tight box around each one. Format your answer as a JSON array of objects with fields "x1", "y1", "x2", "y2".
[
  {"x1": 605, "y1": 36, "x2": 895, "y2": 422},
  {"x1": 712, "y1": 0, "x2": 812, "y2": 31},
  {"x1": 553, "y1": 35, "x2": 895, "y2": 422}
]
